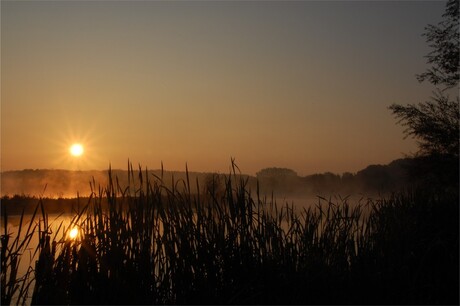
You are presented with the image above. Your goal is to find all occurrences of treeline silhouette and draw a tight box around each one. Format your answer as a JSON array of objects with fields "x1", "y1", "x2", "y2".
[
  {"x1": 253, "y1": 155, "x2": 457, "y2": 196},
  {"x1": 3, "y1": 157, "x2": 452, "y2": 201}
]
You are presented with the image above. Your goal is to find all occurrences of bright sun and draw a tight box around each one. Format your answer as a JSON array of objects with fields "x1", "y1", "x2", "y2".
[
  {"x1": 70, "y1": 143, "x2": 84, "y2": 157},
  {"x1": 69, "y1": 227, "x2": 79, "y2": 240}
]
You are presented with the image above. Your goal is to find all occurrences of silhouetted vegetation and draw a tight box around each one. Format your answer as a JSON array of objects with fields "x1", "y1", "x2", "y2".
[
  {"x1": 416, "y1": 0, "x2": 459, "y2": 89},
  {"x1": 389, "y1": 92, "x2": 459, "y2": 158},
  {"x1": 388, "y1": 0, "x2": 459, "y2": 194},
  {"x1": 1, "y1": 3, "x2": 458, "y2": 304},
  {"x1": 2, "y1": 156, "x2": 453, "y2": 205},
  {"x1": 1, "y1": 162, "x2": 458, "y2": 305},
  {"x1": 1, "y1": 168, "x2": 242, "y2": 199},
  {"x1": 1, "y1": 196, "x2": 81, "y2": 216},
  {"x1": 256, "y1": 167, "x2": 300, "y2": 194}
]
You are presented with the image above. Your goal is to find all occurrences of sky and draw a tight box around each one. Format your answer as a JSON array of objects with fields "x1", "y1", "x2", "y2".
[{"x1": 1, "y1": 0, "x2": 452, "y2": 176}]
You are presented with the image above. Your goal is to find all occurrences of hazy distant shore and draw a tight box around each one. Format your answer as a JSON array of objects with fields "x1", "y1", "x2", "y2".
[{"x1": 1, "y1": 158, "x2": 417, "y2": 200}]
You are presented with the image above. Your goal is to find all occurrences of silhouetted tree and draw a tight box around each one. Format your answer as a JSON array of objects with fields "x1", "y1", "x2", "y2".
[
  {"x1": 389, "y1": 0, "x2": 459, "y2": 159},
  {"x1": 416, "y1": 0, "x2": 459, "y2": 89},
  {"x1": 390, "y1": 91, "x2": 459, "y2": 157}
]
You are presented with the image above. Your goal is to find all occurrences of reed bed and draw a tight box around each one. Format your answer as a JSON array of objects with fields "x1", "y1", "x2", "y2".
[
  {"x1": 1, "y1": 207, "x2": 37, "y2": 305},
  {"x1": 1, "y1": 161, "x2": 458, "y2": 304}
]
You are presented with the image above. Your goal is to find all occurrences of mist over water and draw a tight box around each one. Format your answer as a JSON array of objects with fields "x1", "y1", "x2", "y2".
[{"x1": 1, "y1": 160, "x2": 407, "y2": 201}]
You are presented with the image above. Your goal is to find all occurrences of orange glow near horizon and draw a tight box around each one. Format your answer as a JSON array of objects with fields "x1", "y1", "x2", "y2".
[{"x1": 2, "y1": 1, "x2": 444, "y2": 176}]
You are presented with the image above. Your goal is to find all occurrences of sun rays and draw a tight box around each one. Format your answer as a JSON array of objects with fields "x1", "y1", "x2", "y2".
[{"x1": 46, "y1": 121, "x2": 106, "y2": 170}]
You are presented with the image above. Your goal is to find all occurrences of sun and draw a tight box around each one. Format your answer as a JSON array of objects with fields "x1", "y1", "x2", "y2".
[
  {"x1": 69, "y1": 227, "x2": 79, "y2": 240},
  {"x1": 70, "y1": 143, "x2": 84, "y2": 157}
]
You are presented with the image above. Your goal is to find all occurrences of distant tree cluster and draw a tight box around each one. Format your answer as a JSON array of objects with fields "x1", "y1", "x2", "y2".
[
  {"x1": 256, "y1": 167, "x2": 298, "y2": 178},
  {"x1": 256, "y1": 167, "x2": 300, "y2": 193},
  {"x1": 256, "y1": 160, "x2": 414, "y2": 196}
]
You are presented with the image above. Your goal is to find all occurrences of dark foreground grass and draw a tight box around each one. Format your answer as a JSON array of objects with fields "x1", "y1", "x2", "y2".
[{"x1": 1, "y1": 162, "x2": 458, "y2": 305}]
